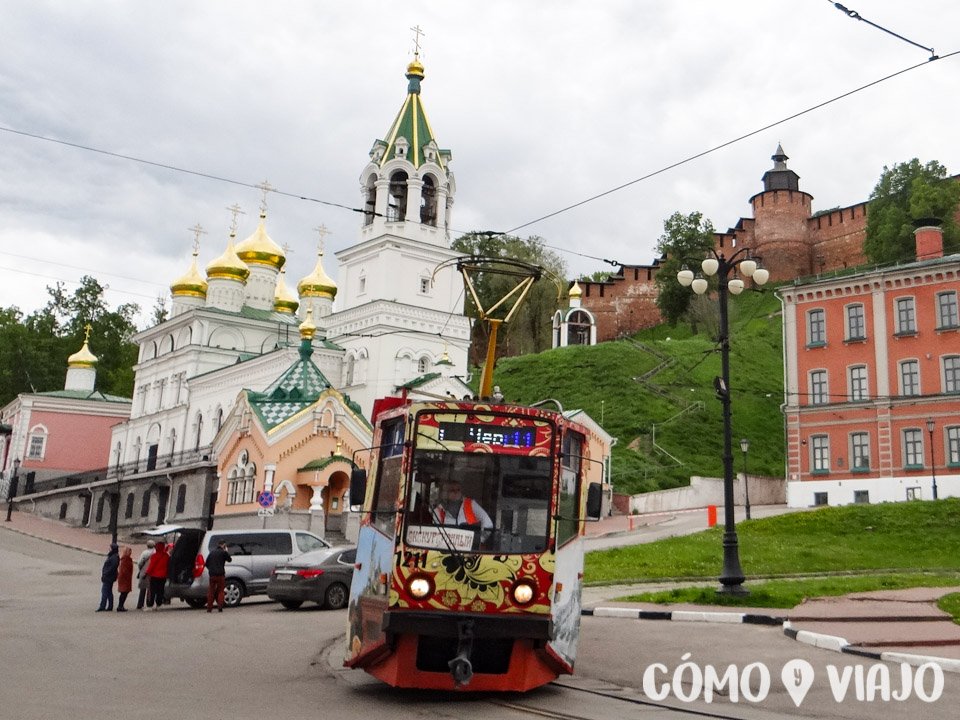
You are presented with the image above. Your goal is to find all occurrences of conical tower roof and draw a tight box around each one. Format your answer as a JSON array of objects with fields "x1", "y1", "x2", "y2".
[{"x1": 376, "y1": 58, "x2": 450, "y2": 169}]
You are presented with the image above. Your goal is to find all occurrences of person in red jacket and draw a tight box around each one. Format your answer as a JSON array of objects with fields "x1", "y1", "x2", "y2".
[
  {"x1": 116, "y1": 547, "x2": 134, "y2": 612},
  {"x1": 145, "y1": 541, "x2": 169, "y2": 610}
]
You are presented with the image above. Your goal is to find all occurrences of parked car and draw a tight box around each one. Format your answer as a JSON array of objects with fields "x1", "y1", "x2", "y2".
[
  {"x1": 164, "y1": 527, "x2": 330, "y2": 608},
  {"x1": 267, "y1": 545, "x2": 356, "y2": 610}
]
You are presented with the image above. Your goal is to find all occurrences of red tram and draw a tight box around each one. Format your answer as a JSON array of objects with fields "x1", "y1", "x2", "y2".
[{"x1": 345, "y1": 397, "x2": 602, "y2": 691}]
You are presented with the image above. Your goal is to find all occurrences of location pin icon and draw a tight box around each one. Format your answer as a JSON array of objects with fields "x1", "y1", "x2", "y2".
[{"x1": 781, "y1": 659, "x2": 815, "y2": 708}]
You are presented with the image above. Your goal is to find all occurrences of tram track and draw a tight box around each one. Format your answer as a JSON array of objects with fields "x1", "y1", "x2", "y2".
[{"x1": 484, "y1": 679, "x2": 753, "y2": 720}]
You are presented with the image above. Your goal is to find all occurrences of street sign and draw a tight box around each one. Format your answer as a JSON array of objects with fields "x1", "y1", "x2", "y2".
[{"x1": 257, "y1": 490, "x2": 276, "y2": 509}]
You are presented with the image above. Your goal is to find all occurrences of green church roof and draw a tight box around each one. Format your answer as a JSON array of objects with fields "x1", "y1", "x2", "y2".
[
  {"x1": 246, "y1": 340, "x2": 333, "y2": 430},
  {"x1": 377, "y1": 60, "x2": 451, "y2": 169}
]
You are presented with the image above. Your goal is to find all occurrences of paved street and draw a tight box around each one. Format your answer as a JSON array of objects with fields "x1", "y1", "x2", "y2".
[{"x1": 3, "y1": 524, "x2": 959, "y2": 720}]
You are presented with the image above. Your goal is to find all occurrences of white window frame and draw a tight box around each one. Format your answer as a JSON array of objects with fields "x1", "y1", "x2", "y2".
[
  {"x1": 943, "y1": 355, "x2": 960, "y2": 394},
  {"x1": 850, "y1": 432, "x2": 870, "y2": 471},
  {"x1": 811, "y1": 435, "x2": 830, "y2": 474},
  {"x1": 903, "y1": 428, "x2": 924, "y2": 468},
  {"x1": 846, "y1": 303, "x2": 866, "y2": 341},
  {"x1": 937, "y1": 291, "x2": 959, "y2": 329},
  {"x1": 947, "y1": 426, "x2": 960, "y2": 467},
  {"x1": 848, "y1": 365, "x2": 868, "y2": 402},
  {"x1": 899, "y1": 359, "x2": 920, "y2": 396},
  {"x1": 895, "y1": 297, "x2": 916, "y2": 335},
  {"x1": 27, "y1": 425, "x2": 48, "y2": 460},
  {"x1": 807, "y1": 308, "x2": 826, "y2": 346},
  {"x1": 809, "y1": 369, "x2": 829, "y2": 405}
]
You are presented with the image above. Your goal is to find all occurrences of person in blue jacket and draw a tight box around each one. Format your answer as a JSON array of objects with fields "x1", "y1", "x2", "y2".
[{"x1": 97, "y1": 543, "x2": 120, "y2": 612}]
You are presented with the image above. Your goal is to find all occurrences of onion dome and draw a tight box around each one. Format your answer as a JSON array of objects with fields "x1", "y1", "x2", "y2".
[
  {"x1": 299, "y1": 308, "x2": 317, "y2": 341},
  {"x1": 298, "y1": 249, "x2": 338, "y2": 299},
  {"x1": 274, "y1": 269, "x2": 299, "y2": 314},
  {"x1": 435, "y1": 345, "x2": 453, "y2": 366},
  {"x1": 68, "y1": 327, "x2": 98, "y2": 368},
  {"x1": 235, "y1": 214, "x2": 285, "y2": 269},
  {"x1": 170, "y1": 250, "x2": 208, "y2": 299},
  {"x1": 206, "y1": 234, "x2": 250, "y2": 281},
  {"x1": 569, "y1": 281, "x2": 583, "y2": 299}
]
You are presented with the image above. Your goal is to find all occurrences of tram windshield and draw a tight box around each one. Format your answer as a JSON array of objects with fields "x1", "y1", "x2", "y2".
[{"x1": 404, "y1": 412, "x2": 555, "y2": 554}]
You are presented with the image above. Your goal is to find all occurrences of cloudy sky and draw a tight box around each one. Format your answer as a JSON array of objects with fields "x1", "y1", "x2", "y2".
[{"x1": 1, "y1": 1, "x2": 957, "y2": 326}]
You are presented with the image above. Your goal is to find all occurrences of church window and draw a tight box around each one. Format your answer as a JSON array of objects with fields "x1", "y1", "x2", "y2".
[
  {"x1": 387, "y1": 171, "x2": 408, "y2": 221},
  {"x1": 420, "y1": 175, "x2": 438, "y2": 226},
  {"x1": 419, "y1": 277, "x2": 431, "y2": 294},
  {"x1": 124, "y1": 493, "x2": 135, "y2": 519},
  {"x1": 140, "y1": 490, "x2": 151, "y2": 517},
  {"x1": 194, "y1": 413, "x2": 203, "y2": 450},
  {"x1": 566, "y1": 310, "x2": 593, "y2": 346},
  {"x1": 364, "y1": 176, "x2": 376, "y2": 226},
  {"x1": 418, "y1": 356, "x2": 430, "y2": 374},
  {"x1": 358, "y1": 275, "x2": 367, "y2": 295},
  {"x1": 175, "y1": 484, "x2": 187, "y2": 514},
  {"x1": 345, "y1": 355, "x2": 355, "y2": 386}
]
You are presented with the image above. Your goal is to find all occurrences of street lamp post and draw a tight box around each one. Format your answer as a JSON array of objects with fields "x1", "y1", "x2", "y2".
[
  {"x1": 678, "y1": 250, "x2": 768, "y2": 595},
  {"x1": 926, "y1": 418, "x2": 938, "y2": 500},
  {"x1": 739, "y1": 437, "x2": 751, "y2": 520},
  {"x1": 5, "y1": 458, "x2": 21, "y2": 522}
]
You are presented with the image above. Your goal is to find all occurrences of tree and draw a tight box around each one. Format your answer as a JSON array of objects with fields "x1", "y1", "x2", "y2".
[
  {"x1": 451, "y1": 233, "x2": 567, "y2": 366},
  {"x1": 864, "y1": 159, "x2": 960, "y2": 264},
  {"x1": 654, "y1": 211, "x2": 717, "y2": 325},
  {"x1": 0, "y1": 277, "x2": 139, "y2": 405}
]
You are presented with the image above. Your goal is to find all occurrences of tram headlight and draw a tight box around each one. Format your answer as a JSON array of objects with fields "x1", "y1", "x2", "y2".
[
  {"x1": 407, "y1": 575, "x2": 433, "y2": 599},
  {"x1": 511, "y1": 580, "x2": 536, "y2": 606}
]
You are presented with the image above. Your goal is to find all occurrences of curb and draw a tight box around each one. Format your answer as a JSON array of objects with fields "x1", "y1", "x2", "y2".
[
  {"x1": 585, "y1": 606, "x2": 960, "y2": 673},
  {"x1": 0, "y1": 524, "x2": 102, "y2": 557}
]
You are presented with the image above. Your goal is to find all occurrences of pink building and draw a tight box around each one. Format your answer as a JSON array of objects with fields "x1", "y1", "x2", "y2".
[
  {"x1": 777, "y1": 225, "x2": 960, "y2": 506},
  {"x1": 0, "y1": 335, "x2": 131, "y2": 501}
]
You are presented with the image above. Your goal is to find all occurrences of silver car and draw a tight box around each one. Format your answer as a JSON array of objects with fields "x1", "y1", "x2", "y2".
[{"x1": 164, "y1": 527, "x2": 330, "y2": 608}]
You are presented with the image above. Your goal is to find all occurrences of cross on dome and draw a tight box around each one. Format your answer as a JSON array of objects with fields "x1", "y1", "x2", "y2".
[
  {"x1": 226, "y1": 203, "x2": 245, "y2": 235},
  {"x1": 410, "y1": 24, "x2": 425, "y2": 58},
  {"x1": 189, "y1": 223, "x2": 206, "y2": 255},
  {"x1": 256, "y1": 180, "x2": 275, "y2": 216},
  {"x1": 313, "y1": 224, "x2": 331, "y2": 255}
]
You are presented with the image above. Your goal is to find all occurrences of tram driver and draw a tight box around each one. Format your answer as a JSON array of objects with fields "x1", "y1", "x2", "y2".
[{"x1": 432, "y1": 479, "x2": 493, "y2": 541}]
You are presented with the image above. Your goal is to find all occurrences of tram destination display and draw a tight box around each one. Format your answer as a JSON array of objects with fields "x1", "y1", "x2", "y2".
[{"x1": 436, "y1": 421, "x2": 537, "y2": 448}]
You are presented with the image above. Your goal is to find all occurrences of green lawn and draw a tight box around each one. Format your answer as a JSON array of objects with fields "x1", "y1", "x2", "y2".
[{"x1": 585, "y1": 500, "x2": 960, "y2": 608}]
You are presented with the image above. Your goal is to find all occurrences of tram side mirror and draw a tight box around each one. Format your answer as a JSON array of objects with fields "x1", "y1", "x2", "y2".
[
  {"x1": 586, "y1": 483, "x2": 603, "y2": 520},
  {"x1": 350, "y1": 467, "x2": 367, "y2": 507}
]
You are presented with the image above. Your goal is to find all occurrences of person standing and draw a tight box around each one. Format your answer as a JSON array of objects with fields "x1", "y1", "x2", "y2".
[
  {"x1": 97, "y1": 543, "x2": 120, "y2": 612},
  {"x1": 144, "y1": 541, "x2": 169, "y2": 610},
  {"x1": 116, "y1": 547, "x2": 134, "y2": 612},
  {"x1": 135, "y1": 540, "x2": 156, "y2": 610},
  {"x1": 205, "y1": 540, "x2": 232, "y2": 612}
]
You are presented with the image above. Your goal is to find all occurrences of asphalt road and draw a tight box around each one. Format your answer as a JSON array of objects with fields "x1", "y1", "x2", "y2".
[{"x1": 2, "y1": 527, "x2": 957, "y2": 720}]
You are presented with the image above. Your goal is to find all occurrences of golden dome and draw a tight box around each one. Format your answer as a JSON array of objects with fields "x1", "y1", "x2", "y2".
[
  {"x1": 569, "y1": 281, "x2": 583, "y2": 299},
  {"x1": 299, "y1": 308, "x2": 317, "y2": 340},
  {"x1": 68, "y1": 327, "x2": 98, "y2": 368},
  {"x1": 274, "y1": 269, "x2": 299, "y2": 314},
  {"x1": 206, "y1": 234, "x2": 250, "y2": 282},
  {"x1": 171, "y1": 251, "x2": 208, "y2": 298},
  {"x1": 406, "y1": 58, "x2": 425, "y2": 78},
  {"x1": 298, "y1": 250, "x2": 338, "y2": 299},
  {"x1": 235, "y1": 214, "x2": 285, "y2": 269}
]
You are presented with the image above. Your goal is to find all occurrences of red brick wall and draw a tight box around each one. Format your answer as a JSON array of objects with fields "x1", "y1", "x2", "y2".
[
  {"x1": 578, "y1": 265, "x2": 663, "y2": 341},
  {"x1": 750, "y1": 189, "x2": 815, "y2": 280}
]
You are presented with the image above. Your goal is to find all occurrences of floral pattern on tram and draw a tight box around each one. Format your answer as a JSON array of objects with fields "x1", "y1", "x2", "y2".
[{"x1": 391, "y1": 548, "x2": 554, "y2": 614}]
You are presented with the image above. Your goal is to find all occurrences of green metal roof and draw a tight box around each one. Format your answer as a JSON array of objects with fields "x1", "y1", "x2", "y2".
[
  {"x1": 397, "y1": 372, "x2": 441, "y2": 390},
  {"x1": 35, "y1": 389, "x2": 131, "y2": 403},
  {"x1": 247, "y1": 342, "x2": 332, "y2": 431},
  {"x1": 378, "y1": 64, "x2": 451, "y2": 169},
  {"x1": 299, "y1": 454, "x2": 353, "y2": 472}
]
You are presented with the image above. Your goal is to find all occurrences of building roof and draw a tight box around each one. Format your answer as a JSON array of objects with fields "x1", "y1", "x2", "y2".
[
  {"x1": 375, "y1": 59, "x2": 450, "y2": 169},
  {"x1": 35, "y1": 389, "x2": 131, "y2": 403}
]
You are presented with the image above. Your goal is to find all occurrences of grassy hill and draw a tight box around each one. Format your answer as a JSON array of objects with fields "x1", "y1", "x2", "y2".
[{"x1": 489, "y1": 289, "x2": 785, "y2": 495}]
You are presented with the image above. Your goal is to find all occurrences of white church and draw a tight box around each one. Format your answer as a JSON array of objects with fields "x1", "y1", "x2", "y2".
[{"x1": 91, "y1": 55, "x2": 473, "y2": 534}]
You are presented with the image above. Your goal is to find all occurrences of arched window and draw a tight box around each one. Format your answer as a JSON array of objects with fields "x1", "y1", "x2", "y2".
[
  {"x1": 215, "y1": 407, "x2": 223, "y2": 431},
  {"x1": 194, "y1": 413, "x2": 203, "y2": 450},
  {"x1": 27, "y1": 424, "x2": 48, "y2": 460},
  {"x1": 387, "y1": 170, "x2": 408, "y2": 221},
  {"x1": 140, "y1": 490, "x2": 151, "y2": 518},
  {"x1": 363, "y1": 175, "x2": 376, "y2": 226},
  {"x1": 175, "y1": 484, "x2": 187, "y2": 514},
  {"x1": 345, "y1": 355, "x2": 355, "y2": 386},
  {"x1": 418, "y1": 356, "x2": 430, "y2": 374},
  {"x1": 567, "y1": 310, "x2": 593, "y2": 346},
  {"x1": 420, "y1": 175, "x2": 438, "y2": 226},
  {"x1": 95, "y1": 494, "x2": 106, "y2": 523},
  {"x1": 124, "y1": 492, "x2": 135, "y2": 519},
  {"x1": 59, "y1": 502, "x2": 68, "y2": 520}
]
